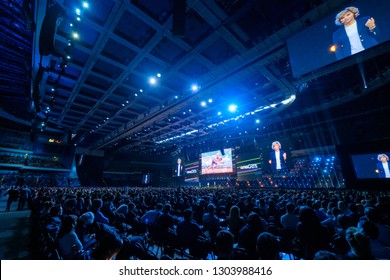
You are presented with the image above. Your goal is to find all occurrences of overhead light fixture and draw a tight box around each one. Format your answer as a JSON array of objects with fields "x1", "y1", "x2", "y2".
[
  {"x1": 191, "y1": 84, "x2": 199, "y2": 92},
  {"x1": 149, "y1": 77, "x2": 157, "y2": 85},
  {"x1": 228, "y1": 104, "x2": 237, "y2": 113}
]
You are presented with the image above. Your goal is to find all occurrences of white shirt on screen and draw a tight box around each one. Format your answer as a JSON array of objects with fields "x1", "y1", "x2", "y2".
[
  {"x1": 383, "y1": 162, "x2": 390, "y2": 178},
  {"x1": 345, "y1": 21, "x2": 364, "y2": 55},
  {"x1": 275, "y1": 151, "x2": 281, "y2": 170}
]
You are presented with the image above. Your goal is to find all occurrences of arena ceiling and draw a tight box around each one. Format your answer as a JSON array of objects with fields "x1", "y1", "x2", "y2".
[{"x1": 1, "y1": 0, "x2": 389, "y2": 158}]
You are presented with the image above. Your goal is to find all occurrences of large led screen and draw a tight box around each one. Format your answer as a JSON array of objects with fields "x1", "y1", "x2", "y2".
[
  {"x1": 351, "y1": 153, "x2": 390, "y2": 179},
  {"x1": 287, "y1": 0, "x2": 390, "y2": 77},
  {"x1": 200, "y1": 149, "x2": 233, "y2": 175}
]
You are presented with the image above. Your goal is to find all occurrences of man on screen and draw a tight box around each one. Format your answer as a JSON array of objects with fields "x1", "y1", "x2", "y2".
[
  {"x1": 175, "y1": 158, "x2": 184, "y2": 177},
  {"x1": 376, "y1": 154, "x2": 390, "y2": 178},
  {"x1": 269, "y1": 141, "x2": 286, "y2": 171},
  {"x1": 333, "y1": 6, "x2": 379, "y2": 60}
]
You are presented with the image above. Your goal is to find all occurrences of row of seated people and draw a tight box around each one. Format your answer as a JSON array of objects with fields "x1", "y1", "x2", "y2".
[
  {"x1": 25, "y1": 186, "x2": 390, "y2": 260},
  {"x1": 1, "y1": 173, "x2": 79, "y2": 194},
  {"x1": 0, "y1": 154, "x2": 65, "y2": 168}
]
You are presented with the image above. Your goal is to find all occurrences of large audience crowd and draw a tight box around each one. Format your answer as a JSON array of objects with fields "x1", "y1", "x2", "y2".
[{"x1": 1, "y1": 184, "x2": 390, "y2": 260}]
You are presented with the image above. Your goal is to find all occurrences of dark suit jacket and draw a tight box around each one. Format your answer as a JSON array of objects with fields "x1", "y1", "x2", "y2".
[
  {"x1": 175, "y1": 164, "x2": 184, "y2": 177},
  {"x1": 270, "y1": 150, "x2": 286, "y2": 170},
  {"x1": 333, "y1": 16, "x2": 379, "y2": 60},
  {"x1": 376, "y1": 162, "x2": 389, "y2": 178}
]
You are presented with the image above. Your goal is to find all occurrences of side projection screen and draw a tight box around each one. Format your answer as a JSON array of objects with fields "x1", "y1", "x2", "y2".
[{"x1": 287, "y1": 0, "x2": 390, "y2": 77}]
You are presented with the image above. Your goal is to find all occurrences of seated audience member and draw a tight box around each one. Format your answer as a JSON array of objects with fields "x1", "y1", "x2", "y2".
[
  {"x1": 321, "y1": 207, "x2": 342, "y2": 236},
  {"x1": 155, "y1": 203, "x2": 177, "y2": 258},
  {"x1": 215, "y1": 230, "x2": 250, "y2": 260},
  {"x1": 90, "y1": 231, "x2": 123, "y2": 260},
  {"x1": 280, "y1": 202, "x2": 299, "y2": 230},
  {"x1": 116, "y1": 204, "x2": 128, "y2": 216},
  {"x1": 125, "y1": 202, "x2": 144, "y2": 234},
  {"x1": 314, "y1": 250, "x2": 340, "y2": 260},
  {"x1": 225, "y1": 205, "x2": 245, "y2": 242},
  {"x1": 176, "y1": 208, "x2": 210, "y2": 259},
  {"x1": 57, "y1": 215, "x2": 83, "y2": 259},
  {"x1": 256, "y1": 232, "x2": 280, "y2": 260},
  {"x1": 215, "y1": 230, "x2": 235, "y2": 260},
  {"x1": 344, "y1": 227, "x2": 375, "y2": 260},
  {"x1": 335, "y1": 214, "x2": 352, "y2": 236},
  {"x1": 338, "y1": 201, "x2": 352, "y2": 216},
  {"x1": 141, "y1": 203, "x2": 163, "y2": 225},
  {"x1": 193, "y1": 198, "x2": 206, "y2": 226},
  {"x1": 346, "y1": 203, "x2": 360, "y2": 226},
  {"x1": 358, "y1": 220, "x2": 390, "y2": 259},
  {"x1": 39, "y1": 200, "x2": 55, "y2": 219},
  {"x1": 202, "y1": 203, "x2": 221, "y2": 243},
  {"x1": 238, "y1": 212, "x2": 266, "y2": 259},
  {"x1": 62, "y1": 197, "x2": 78, "y2": 215},
  {"x1": 101, "y1": 201, "x2": 117, "y2": 223},
  {"x1": 361, "y1": 206, "x2": 390, "y2": 249},
  {"x1": 91, "y1": 199, "x2": 109, "y2": 224},
  {"x1": 76, "y1": 211, "x2": 97, "y2": 249},
  {"x1": 297, "y1": 206, "x2": 330, "y2": 260},
  {"x1": 45, "y1": 204, "x2": 64, "y2": 238},
  {"x1": 312, "y1": 201, "x2": 328, "y2": 222}
]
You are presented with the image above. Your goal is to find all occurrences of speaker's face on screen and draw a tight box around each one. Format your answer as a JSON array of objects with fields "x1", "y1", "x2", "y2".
[
  {"x1": 379, "y1": 155, "x2": 388, "y2": 163},
  {"x1": 272, "y1": 142, "x2": 281, "y2": 151},
  {"x1": 339, "y1": 11, "x2": 355, "y2": 26}
]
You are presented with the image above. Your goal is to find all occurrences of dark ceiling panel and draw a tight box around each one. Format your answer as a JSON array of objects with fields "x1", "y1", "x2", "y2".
[
  {"x1": 68, "y1": 47, "x2": 90, "y2": 67},
  {"x1": 123, "y1": 73, "x2": 148, "y2": 90},
  {"x1": 181, "y1": 8, "x2": 214, "y2": 47},
  {"x1": 134, "y1": 57, "x2": 166, "y2": 76},
  {"x1": 78, "y1": 86, "x2": 103, "y2": 100},
  {"x1": 161, "y1": 75, "x2": 188, "y2": 92},
  {"x1": 73, "y1": 96, "x2": 97, "y2": 107},
  {"x1": 113, "y1": 10, "x2": 156, "y2": 48},
  {"x1": 151, "y1": 37, "x2": 186, "y2": 63},
  {"x1": 201, "y1": 37, "x2": 239, "y2": 65},
  {"x1": 92, "y1": 58, "x2": 124, "y2": 79},
  {"x1": 84, "y1": 74, "x2": 112, "y2": 90},
  {"x1": 101, "y1": 38, "x2": 137, "y2": 66},
  {"x1": 131, "y1": 0, "x2": 172, "y2": 24},
  {"x1": 179, "y1": 59, "x2": 211, "y2": 79}
]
